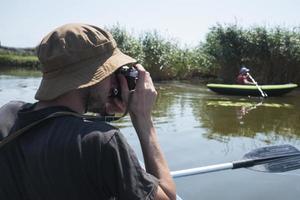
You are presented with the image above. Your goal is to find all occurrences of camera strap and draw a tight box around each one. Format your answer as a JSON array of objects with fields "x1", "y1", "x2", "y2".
[{"x1": 0, "y1": 111, "x2": 113, "y2": 151}]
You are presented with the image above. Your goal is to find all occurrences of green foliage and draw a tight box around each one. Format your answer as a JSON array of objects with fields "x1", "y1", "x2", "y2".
[
  {"x1": 107, "y1": 25, "x2": 144, "y2": 63},
  {"x1": 109, "y1": 24, "x2": 211, "y2": 80},
  {"x1": 140, "y1": 31, "x2": 177, "y2": 80},
  {"x1": 0, "y1": 53, "x2": 39, "y2": 69},
  {"x1": 202, "y1": 24, "x2": 246, "y2": 83},
  {"x1": 0, "y1": 67, "x2": 41, "y2": 77},
  {"x1": 2, "y1": 24, "x2": 300, "y2": 84},
  {"x1": 203, "y1": 24, "x2": 300, "y2": 84}
]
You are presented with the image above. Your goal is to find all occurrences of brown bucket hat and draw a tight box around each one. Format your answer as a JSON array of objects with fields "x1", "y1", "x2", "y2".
[{"x1": 35, "y1": 23, "x2": 136, "y2": 100}]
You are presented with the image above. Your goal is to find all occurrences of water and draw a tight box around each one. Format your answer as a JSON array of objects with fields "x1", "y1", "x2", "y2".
[{"x1": 1, "y1": 75, "x2": 300, "y2": 199}]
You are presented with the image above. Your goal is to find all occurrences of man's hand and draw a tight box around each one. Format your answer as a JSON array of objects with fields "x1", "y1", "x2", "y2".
[{"x1": 117, "y1": 63, "x2": 157, "y2": 119}]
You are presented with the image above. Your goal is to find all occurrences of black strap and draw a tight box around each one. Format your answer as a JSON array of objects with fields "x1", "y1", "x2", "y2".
[
  {"x1": 0, "y1": 111, "x2": 118, "y2": 150},
  {"x1": 0, "y1": 111, "x2": 126, "y2": 149},
  {"x1": 0, "y1": 91, "x2": 135, "y2": 150}
]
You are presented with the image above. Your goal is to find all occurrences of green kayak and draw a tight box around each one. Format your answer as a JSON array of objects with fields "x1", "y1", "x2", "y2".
[{"x1": 207, "y1": 83, "x2": 298, "y2": 97}]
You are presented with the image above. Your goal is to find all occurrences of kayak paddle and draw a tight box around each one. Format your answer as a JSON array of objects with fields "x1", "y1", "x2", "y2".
[
  {"x1": 171, "y1": 144, "x2": 300, "y2": 178},
  {"x1": 247, "y1": 73, "x2": 268, "y2": 98}
]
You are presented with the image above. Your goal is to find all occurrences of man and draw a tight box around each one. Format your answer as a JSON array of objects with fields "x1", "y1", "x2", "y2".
[
  {"x1": 0, "y1": 23, "x2": 176, "y2": 200},
  {"x1": 236, "y1": 67, "x2": 255, "y2": 85}
]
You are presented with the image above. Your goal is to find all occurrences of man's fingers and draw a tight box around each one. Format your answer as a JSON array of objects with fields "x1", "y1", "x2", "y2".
[
  {"x1": 118, "y1": 74, "x2": 128, "y2": 91},
  {"x1": 145, "y1": 71, "x2": 154, "y2": 86},
  {"x1": 135, "y1": 63, "x2": 145, "y2": 71},
  {"x1": 135, "y1": 64, "x2": 150, "y2": 90},
  {"x1": 127, "y1": 64, "x2": 157, "y2": 118},
  {"x1": 136, "y1": 71, "x2": 146, "y2": 90}
]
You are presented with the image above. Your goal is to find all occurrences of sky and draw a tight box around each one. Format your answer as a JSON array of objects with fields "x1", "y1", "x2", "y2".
[{"x1": 1, "y1": 0, "x2": 300, "y2": 48}]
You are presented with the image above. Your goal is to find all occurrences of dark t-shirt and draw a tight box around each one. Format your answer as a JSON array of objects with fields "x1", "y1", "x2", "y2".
[{"x1": 0, "y1": 102, "x2": 158, "y2": 200}]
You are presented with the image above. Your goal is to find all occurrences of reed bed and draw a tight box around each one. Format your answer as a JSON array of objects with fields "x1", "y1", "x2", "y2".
[{"x1": 1, "y1": 24, "x2": 300, "y2": 84}]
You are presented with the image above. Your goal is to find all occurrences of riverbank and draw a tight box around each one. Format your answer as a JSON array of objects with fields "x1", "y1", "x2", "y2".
[
  {"x1": 0, "y1": 67, "x2": 41, "y2": 77},
  {"x1": 0, "y1": 46, "x2": 40, "y2": 70},
  {"x1": 0, "y1": 45, "x2": 216, "y2": 82},
  {"x1": 2, "y1": 23, "x2": 300, "y2": 84}
]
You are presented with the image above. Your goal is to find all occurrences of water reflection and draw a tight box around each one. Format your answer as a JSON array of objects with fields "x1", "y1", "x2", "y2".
[
  {"x1": 149, "y1": 83, "x2": 300, "y2": 143},
  {"x1": 235, "y1": 100, "x2": 264, "y2": 120},
  {"x1": 191, "y1": 94, "x2": 300, "y2": 142}
]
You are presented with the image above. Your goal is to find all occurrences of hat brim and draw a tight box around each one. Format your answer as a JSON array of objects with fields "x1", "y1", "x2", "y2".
[{"x1": 35, "y1": 48, "x2": 136, "y2": 100}]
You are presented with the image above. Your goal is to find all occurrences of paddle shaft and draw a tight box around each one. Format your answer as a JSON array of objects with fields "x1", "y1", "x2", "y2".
[
  {"x1": 171, "y1": 153, "x2": 300, "y2": 178},
  {"x1": 247, "y1": 73, "x2": 268, "y2": 97}
]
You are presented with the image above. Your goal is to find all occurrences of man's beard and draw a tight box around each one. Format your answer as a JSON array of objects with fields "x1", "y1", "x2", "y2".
[
  {"x1": 86, "y1": 104, "x2": 106, "y2": 116},
  {"x1": 85, "y1": 92, "x2": 107, "y2": 116}
]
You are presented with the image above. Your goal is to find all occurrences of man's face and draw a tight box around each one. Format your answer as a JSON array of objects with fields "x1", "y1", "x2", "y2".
[{"x1": 86, "y1": 74, "x2": 119, "y2": 115}]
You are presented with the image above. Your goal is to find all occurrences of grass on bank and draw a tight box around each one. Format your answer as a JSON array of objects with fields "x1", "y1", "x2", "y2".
[
  {"x1": 0, "y1": 67, "x2": 41, "y2": 77},
  {"x1": 0, "y1": 53, "x2": 40, "y2": 70},
  {"x1": 1, "y1": 23, "x2": 300, "y2": 84}
]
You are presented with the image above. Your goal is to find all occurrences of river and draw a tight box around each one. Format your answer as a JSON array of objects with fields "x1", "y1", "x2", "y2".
[{"x1": 1, "y1": 75, "x2": 300, "y2": 200}]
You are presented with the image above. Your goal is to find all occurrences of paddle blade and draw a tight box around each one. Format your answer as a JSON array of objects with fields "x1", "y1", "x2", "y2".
[{"x1": 243, "y1": 144, "x2": 300, "y2": 172}]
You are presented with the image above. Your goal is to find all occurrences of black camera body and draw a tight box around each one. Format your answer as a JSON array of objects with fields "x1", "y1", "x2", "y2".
[
  {"x1": 117, "y1": 66, "x2": 138, "y2": 90},
  {"x1": 112, "y1": 65, "x2": 138, "y2": 99}
]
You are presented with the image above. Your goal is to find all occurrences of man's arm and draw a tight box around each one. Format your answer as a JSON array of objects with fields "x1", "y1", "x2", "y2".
[
  {"x1": 244, "y1": 74, "x2": 255, "y2": 85},
  {"x1": 130, "y1": 115, "x2": 176, "y2": 200},
  {"x1": 120, "y1": 64, "x2": 176, "y2": 200}
]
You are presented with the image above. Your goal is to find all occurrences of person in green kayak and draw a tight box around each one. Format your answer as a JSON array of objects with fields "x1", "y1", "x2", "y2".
[
  {"x1": 236, "y1": 67, "x2": 255, "y2": 85},
  {"x1": 0, "y1": 23, "x2": 176, "y2": 200}
]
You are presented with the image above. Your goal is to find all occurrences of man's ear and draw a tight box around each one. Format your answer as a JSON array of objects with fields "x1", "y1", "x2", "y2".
[
  {"x1": 79, "y1": 87, "x2": 91, "y2": 113},
  {"x1": 79, "y1": 87, "x2": 90, "y2": 101}
]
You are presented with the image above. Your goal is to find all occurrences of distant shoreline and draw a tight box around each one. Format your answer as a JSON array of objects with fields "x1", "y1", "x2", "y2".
[
  {"x1": 2, "y1": 24, "x2": 300, "y2": 85},
  {"x1": 0, "y1": 45, "x2": 215, "y2": 82},
  {"x1": 0, "y1": 45, "x2": 40, "y2": 70},
  {"x1": 0, "y1": 45, "x2": 36, "y2": 55}
]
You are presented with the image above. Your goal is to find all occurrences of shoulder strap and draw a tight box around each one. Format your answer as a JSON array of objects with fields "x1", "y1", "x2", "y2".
[
  {"x1": 0, "y1": 101, "x2": 26, "y2": 139},
  {"x1": 0, "y1": 90, "x2": 136, "y2": 150},
  {"x1": 0, "y1": 111, "x2": 112, "y2": 150}
]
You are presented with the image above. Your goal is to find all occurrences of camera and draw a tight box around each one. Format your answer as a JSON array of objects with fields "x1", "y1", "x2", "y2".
[
  {"x1": 117, "y1": 65, "x2": 138, "y2": 90},
  {"x1": 112, "y1": 65, "x2": 138, "y2": 98}
]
